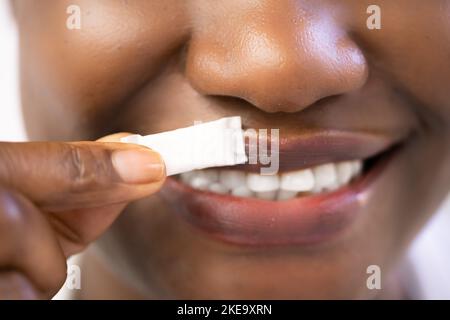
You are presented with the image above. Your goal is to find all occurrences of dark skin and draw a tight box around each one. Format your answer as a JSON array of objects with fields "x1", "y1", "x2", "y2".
[{"x1": 2, "y1": 0, "x2": 449, "y2": 299}]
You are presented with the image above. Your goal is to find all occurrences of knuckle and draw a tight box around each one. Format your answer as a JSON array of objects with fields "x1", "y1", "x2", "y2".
[
  {"x1": 69, "y1": 145, "x2": 91, "y2": 187},
  {"x1": 66, "y1": 144, "x2": 112, "y2": 191}
]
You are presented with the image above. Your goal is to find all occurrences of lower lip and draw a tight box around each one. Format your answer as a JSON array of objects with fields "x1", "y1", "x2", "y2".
[{"x1": 160, "y1": 150, "x2": 397, "y2": 247}]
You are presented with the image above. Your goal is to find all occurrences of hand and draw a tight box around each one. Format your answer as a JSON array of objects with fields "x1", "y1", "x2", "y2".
[{"x1": 0, "y1": 133, "x2": 166, "y2": 299}]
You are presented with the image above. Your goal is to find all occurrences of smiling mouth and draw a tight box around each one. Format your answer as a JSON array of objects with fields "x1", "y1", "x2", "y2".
[{"x1": 160, "y1": 130, "x2": 406, "y2": 246}]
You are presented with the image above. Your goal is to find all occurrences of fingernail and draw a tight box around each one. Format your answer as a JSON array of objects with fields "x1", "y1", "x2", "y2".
[{"x1": 112, "y1": 147, "x2": 165, "y2": 184}]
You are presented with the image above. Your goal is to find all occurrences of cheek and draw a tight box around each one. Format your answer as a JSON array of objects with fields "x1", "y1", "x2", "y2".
[
  {"x1": 349, "y1": 0, "x2": 450, "y2": 124},
  {"x1": 19, "y1": 0, "x2": 189, "y2": 139}
]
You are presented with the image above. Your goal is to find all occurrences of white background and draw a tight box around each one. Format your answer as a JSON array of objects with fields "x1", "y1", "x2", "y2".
[
  {"x1": 1, "y1": 0, "x2": 449, "y2": 298},
  {"x1": 0, "y1": 0, "x2": 25, "y2": 141}
]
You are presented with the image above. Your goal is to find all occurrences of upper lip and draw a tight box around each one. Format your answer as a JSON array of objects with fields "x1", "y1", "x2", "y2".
[{"x1": 228, "y1": 129, "x2": 405, "y2": 173}]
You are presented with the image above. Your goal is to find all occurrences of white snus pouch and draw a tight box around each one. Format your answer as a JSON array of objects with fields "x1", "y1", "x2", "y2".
[{"x1": 121, "y1": 117, "x2": 248, "y2": 176}]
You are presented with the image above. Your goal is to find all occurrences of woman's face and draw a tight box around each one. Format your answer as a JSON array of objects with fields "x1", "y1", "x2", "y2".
[{"x1": 14, "y1": 0, "x2": 450, "y2": 298}]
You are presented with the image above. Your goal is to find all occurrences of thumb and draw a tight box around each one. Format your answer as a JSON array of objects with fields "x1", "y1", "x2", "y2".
[{"x1": 0, "y1": 136, "x2": 166, "y2": 212}]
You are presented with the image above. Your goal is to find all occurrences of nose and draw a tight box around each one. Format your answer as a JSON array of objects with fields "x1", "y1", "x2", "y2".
[{"x1": 185, "y1": 1, "x2": 368, "y2": 113}]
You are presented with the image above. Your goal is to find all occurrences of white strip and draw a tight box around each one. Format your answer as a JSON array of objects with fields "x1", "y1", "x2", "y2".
[{"x1": 121, "y1": 117, "x2": 247, "y2": 176}]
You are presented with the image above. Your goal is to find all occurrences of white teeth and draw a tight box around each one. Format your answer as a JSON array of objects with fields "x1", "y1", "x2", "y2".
[
  {"x1": 351, "y1": 161, "x2": 363, "y2": 176},
  {"x1": 280, "y1": 169, "x2": 315, "y2": 192},
  {"x1": 312, "y1": 164, "x2": 337, "y2": 192},
  {"x1": 255, "y1": 191, "x2": 277, "y2": 200},
  {"x1": 189, "y1": 176, "x2": 210, "y2": 190},
  {"x1": 208, "y1": 182, "x2": 229, "y2": 194},
  {"x1": 187, "y1": 170, "x2": 219, "y2": 190},
  {"x1": 277, "y1": 190, "x2": 298, "y2": 201},
  {"x1": 219, "y1": 170, "x2": 246, "y2": 189},
  {"x1": 178, "y1": 160, "x2": 363, "y2": 200},
  {"x1": 326, "y1": 182, "x2": 340, "y2": 192},
  {"x1": 231, "y1": 185, "x2": 254, "y2": 198},
  {"x1": 336, "y1": 162, "x2": 353, "y2": 185},
  {"x1": 180, "y1": 171, "x2": 195, "y2": 184},
  {"x1": 202, "y1": 170, "x2": 219, "y2": 182},
  {"x1": 247, "y1": 173, "x2": 280, "y2": 192}
]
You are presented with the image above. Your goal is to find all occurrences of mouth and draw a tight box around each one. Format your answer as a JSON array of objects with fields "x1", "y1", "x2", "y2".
[{"x1": 160, "y1": 130, "x2": 405, "y2": 246}]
